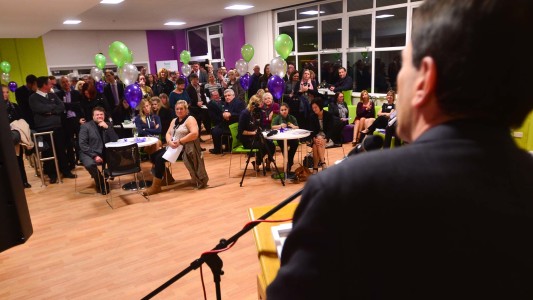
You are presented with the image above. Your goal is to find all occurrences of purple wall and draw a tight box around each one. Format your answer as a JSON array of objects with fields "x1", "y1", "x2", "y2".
[
  {"x1": 146, "y1": 17, "x2": 244, "y2": 73},
  {"x1": 222, "y1": 16, "x2": 245, "y2": 70}
]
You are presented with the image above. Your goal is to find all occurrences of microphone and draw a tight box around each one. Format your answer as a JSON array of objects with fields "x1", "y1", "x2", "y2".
[
  {"x1": 267, "y1": 129, "x2": 278, "y2": 137},
  {"x1": 347, "y1": 135, "x2": 383, "y2": 157}
]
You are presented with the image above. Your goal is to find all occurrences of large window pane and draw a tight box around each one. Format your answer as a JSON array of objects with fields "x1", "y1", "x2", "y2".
[
  {"x1": 321, "y1": 19, "x2": 342, "y2": 50},
  {"x1": 320, "y1": 1, "x2": 343, "y2": 17},
  {"x1": 297, "y1": 5, "x2": 320, "y2": 20},
  {"x1": 347, "y1": 0, "x2": 373, "y2": 11},
  {"x1": 320, "y1": 53, "x2": 344, "y2": 86},
  {"x1": 279, "y1": 25, "x2": 295, "y2": 53},
  {"x1": 297, "y1": 20, "x2": 318, "y2": 52},
  {"x1": 188, "y1": 28, "x2": 208, "y2": 56},
  {"x1": 209, "y1": 25, "x2": 220, "y2": 35},
  {"x1": 211, "y1": 38, "x2": 221, "y2": 60},
  {"x1": 277, "y1": 10, "x2": 295, "y2": 22},
  {"x1": 349, "y1": 14, "x2": 372, "y2": 48},
  {"x1": 298, "y1": 54, "x2": 319, "y2": 81},
  {"x1": 375, "y1": 50, "x2": 401, "y2": 92},
  {"x1": 375, "y1": 8, "x2": 407, "y2": 47},
  {"x1": 347, "y1": 52, "x2": 372, "y2": 92},
  {"x1": 377, "y1": 0, "x2": 406, "y2": 7}
]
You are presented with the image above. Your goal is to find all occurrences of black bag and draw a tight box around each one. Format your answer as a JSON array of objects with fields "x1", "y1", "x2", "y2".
[{"x1": 303, "y1": 153, "x2": 314, "y2": 169}]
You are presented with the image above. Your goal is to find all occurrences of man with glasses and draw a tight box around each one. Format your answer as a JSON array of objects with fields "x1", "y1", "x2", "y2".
[{"x1": 209, "y1": 89, "x2": 245, "y2": 154}]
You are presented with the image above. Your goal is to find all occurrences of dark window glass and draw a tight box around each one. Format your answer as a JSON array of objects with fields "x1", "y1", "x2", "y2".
[
  {"x1": 211, "y1": 38, "x2": 221, "y2": 59},
  {"x1": 374, "y1": 50, "x2": 401, "y2": 92},
  {"x1": 349, "y1": 14, "x2": 372, "y2": 48},
  {"x1": 277, "y1": 10, "x2": 295, "y2": 22},
  {"x1": 297, "y1": 20, "x2": 318, "y2": 52},
  {"x1": 188, "y1": 28, "x2": 208, "y2": 57},
  {"x1": 209, "y1": 25, "x2": 220, "y2": 35},
  {"x1": 347, "y1": 52, "x2": 373, "y2": 92},
  {"x1": 298, "y1": 54, "x2": 319, "y2": 81},
  {"x1": 377, "y1": 0, "x2": 406, "y2": 7},
  {"x1": 297, "y1": 5, "x2": 320, "y2": 20},
  {"x1": 320, "y1": 53, "x2": 344, "y2": 86},
  {"x1": 375, "y1": 7, "x2": 407, "y2": 48},
  {"x1": 320, "y1": 1, "x2": 343, "y2": 17},
  {"x1": 347, "y1": 0, "x2": 373, "y2": 11},
  {"x1": 322, "y1": 19, "x2": 342, "y2": 50}
]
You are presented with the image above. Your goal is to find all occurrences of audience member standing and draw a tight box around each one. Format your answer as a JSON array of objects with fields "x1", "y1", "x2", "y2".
[
  {"x1": 248, "y1": 64, "x2": 262, "y2": 97},
  {"x1": 15, "y1": 74, "x2": 37, "y2": 129},
  {"x1": 29, "y1": 76, "x2": 76, "y2": 183},
  {"x1": 103, "y1": 70, "x2": 125, "y2": 110},
  {"x1": 56, "y1": 76, "x2": 83, "y2": 169}
]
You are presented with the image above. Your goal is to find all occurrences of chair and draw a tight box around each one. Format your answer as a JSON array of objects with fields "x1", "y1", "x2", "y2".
[
  {"x1": 103, "y1": 142, "x2": 148, "y2": 209},
  {"x1": 342, "y1": 90, "x2": 353, "y2": 106},
  {"x1": 228, "y1": 122, "x2": 260, "y2": 177},
  {"x1": 32, "y1": 131, "x2": 61, "y2": 187}
]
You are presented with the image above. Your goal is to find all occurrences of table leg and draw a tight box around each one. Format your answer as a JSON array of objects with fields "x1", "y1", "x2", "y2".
[{"x1": 283, "y1": 139, "x2": 288, "y2": 180}]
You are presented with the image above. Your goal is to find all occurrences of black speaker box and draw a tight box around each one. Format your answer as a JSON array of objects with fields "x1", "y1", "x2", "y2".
[{"x1": 0, "y1": 100, "x2": 33, "y2": 253}]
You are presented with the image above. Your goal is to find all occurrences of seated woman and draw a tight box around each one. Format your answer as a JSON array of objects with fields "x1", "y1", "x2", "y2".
[
  {"x1": 143, "y1": 100, "x2": 209, "y2": 195},
  {"x1": 361, "y1": 89, "x2": 396, "y2": 137},
  {"x1": 261, "y1": 92, "x2": 279, "y2": 130},
  {"x1": 271, "y1": 103, "x2": 299, "y2": 174},
  {"x1": 134, "y1": 98, "x2": 162, "y2": 154},
  {"x1": 111, "y1": 98, "x2": 134, "y2": 139},
  {"x1": 150, "y1": 96, "x2": 172, "y2": 141},
  {"x1": 327, "y1": 92, "x2": 350, "y2": 144},
  {"x1": 309, "y1": 97, "x2": 336, "y2": 173},
  {"x1": 352, "y1": 89, "x2": 375, "y2": 146},
  {"x1": 237, "y1": 95, "x2": 276, "y2": 172}
]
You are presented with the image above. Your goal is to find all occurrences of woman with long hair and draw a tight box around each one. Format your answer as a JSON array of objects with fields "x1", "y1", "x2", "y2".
[
  {"x1": 352, "y1": 89, "x2": 375, "y2": 145},
  {"x1": 259, "y1": 64, "x2": 272, "y2": 91},
  {"x1": 150, "y1": 96, "x2": 172, "y2": 140},
  {"x1": 80, "y1": 81, "x2": 110, "y2": 122},
  {"x1": 308, "y1": 97, "x2": 336, "y2": 173}
]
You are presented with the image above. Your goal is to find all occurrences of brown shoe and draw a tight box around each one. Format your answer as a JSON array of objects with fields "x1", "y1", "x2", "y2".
[{"x1": 142, "y1": 178, "x2": 162, "y2": 196}]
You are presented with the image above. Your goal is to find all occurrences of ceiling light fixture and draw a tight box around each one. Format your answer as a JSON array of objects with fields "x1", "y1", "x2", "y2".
[
  {"x1": 300, "y1": 10, "x2": 325, "y2": 15},
  {"x1": 100, "y1": 0, "x2": 124, "y2": 4},
  {"x1": 225, "y1": 5, "x2": 254, "y2": 10},
  {"x1": 376, "y1": 14, "x2": 394, "y2": 19},
  {"x1": 165, "y1": 21, "x2": 186, "y2": 26},
  {"x1": 63, "y1": 20, "x2": 82, "y2": 25}
]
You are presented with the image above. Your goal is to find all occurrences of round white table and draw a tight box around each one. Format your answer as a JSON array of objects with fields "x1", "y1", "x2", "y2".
[
  {"x1": 105, "y1": 137, "x2": 160, "y2": 190},
  {"x1": 264, "y1": 129, "x2": 311, "y2": 181}
]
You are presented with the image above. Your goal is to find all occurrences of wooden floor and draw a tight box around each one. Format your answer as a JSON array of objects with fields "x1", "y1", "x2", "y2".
[{"x1": 0, "y1": 136, "x2": 349, "y2": 300}]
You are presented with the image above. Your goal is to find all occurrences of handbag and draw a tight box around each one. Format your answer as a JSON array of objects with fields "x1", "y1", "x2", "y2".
[{"x1": 294, "y1": 163, "x2": 312, "y2": 182}]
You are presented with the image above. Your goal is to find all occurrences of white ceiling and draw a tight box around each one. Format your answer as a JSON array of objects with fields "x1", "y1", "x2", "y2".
[{"x1": 0, "y1": 0, "x2": 316, "y2": 38}]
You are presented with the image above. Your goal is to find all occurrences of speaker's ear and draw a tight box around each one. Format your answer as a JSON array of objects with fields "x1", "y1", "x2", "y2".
[{"x1": 0, "y1": 101, "x2": 33, "y2": 253}]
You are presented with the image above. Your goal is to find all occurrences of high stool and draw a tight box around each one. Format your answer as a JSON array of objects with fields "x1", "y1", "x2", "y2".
[{"x1": 33, "y1": 131, "x2": 61, "y2": 186}]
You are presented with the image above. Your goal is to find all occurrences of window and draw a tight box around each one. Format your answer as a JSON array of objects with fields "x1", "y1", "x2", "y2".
[
  {"x1": 276, "y1": 0, "x2": 419, "y2": 95},
  {"x1": 187, "y1": 24, "x2": 224, "y2": 67}
]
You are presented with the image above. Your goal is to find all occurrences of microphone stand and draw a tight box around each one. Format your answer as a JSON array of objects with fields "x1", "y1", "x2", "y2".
[{"x1": 142, "y1": 188, "x2": 303, "y2": 300}]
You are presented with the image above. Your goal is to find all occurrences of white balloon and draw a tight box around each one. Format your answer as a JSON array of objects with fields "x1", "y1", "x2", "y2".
[
  {"x1": 120, "y1": 63, "x2": 139, "y2": 86},
  {"x1": 270, "y1": 56, "x2": 287, "y2": 78},
  {"x1": 90, "y1": 67, "x2": 103, "y2": 82},
  {"x1": 181, "y1": 64, "x2": 192, "y2": 76},
  {"x1": 1, "y1": 73, "x2": 10, "y2": 82},
  {"x1": 235, "y1": 59, "x2": 248, "y2": 76}
]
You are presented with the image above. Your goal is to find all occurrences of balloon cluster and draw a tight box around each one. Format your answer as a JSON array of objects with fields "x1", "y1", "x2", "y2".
[
  {"x1": 0, "y1": 60, "x2": 17, "y2": 91},
  {"x1": 179, "y1": 50, "x2": 191, "y2": 88},
  {"x1": 237, "y1": 44, "x2": 254, "y2": 91},
  {"x1": 267, "y1": 34, "x2": 294, "y2": 100},
  {"x1": 102, "y1": 41, "x2": 141, "y2": 108}
]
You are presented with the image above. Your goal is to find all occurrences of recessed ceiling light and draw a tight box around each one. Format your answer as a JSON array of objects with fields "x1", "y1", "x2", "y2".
[
  {"x1": 165, "y1": 21, "x2": 186, "y2": 26},
  {"x1": 376, "y1": 14, "x2": 394, "y2": 19},
  {"x1": 63, "y1": 20, "x2": 82, "y2": 25},
  {"x1": 300, "y1": 10, "x2": 325, "y2": 15},
  {"x1": 225, "y1": 4, "x2": 254, "y2": 10},
  {"x1": 100, "y1": 0, "x2": 124, "y2": 4},
  {"x1": 297, "y1": 26, "x2": 314, "y2": 29}
]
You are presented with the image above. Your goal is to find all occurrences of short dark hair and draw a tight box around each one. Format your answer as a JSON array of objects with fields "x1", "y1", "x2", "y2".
[
  {"x1": 25, "y1": 74, "x2": 37, "y2": 85},
  {"x1": 92, "y1": 106, "x2": 106, "y2": 114},
  {"x1": 412, "y1": 0, "x2": 533, "y2": 127},
  {"x1": 189, "y1": 73, "x2": 198, "y2": 79},
  {"x1": 177, "y1": 78, "x2": 186, "y2": 85},
  {"x1": 48, "y1": 75, "x2": 56, "y2": 81},
  {"x1": 36, "y1": 76, "x2": 49, "y2": 89},
  {"x1": 311, "y1": 97, "x2": 324, "y2": 110}
]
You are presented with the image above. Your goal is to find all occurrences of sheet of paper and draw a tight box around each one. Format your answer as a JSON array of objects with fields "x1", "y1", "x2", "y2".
[{"x1": 162, "y1": 145, "x2": 183, "y2": 162}]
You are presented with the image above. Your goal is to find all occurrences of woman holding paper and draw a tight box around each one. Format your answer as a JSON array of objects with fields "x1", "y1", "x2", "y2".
[{"x1": 143, "y1": 100, "x2": 209, "y2": 195}]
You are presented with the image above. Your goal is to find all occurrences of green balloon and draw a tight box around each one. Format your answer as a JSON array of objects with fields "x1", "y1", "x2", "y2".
[
  {"x1": 94, "y1": 54, "x2": 106, "y2": 69},
  {"x1": 0, "y1": 61, "x2": 11, "y2": 73},
  {"x1": 180, "y1": 50, "x2": 191, "y2": 64},
  {"x1": 241, "y1": 44, "x2": 254, "y2": 62},
  {"x1": 108, "y1": 41, "x2": 130, "y2": 68},
  {"x1": 274, "y1": 34, "x2": 294, "y2": 60},
  {"x1": 125, "y1": 49, "x2": 134, "y2": 64}
]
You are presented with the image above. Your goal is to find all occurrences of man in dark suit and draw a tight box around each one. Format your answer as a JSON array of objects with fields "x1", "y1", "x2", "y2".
[
  {"x1": 78, "y1": 106, "x2": 118, "y2": 194},
  {"x1": 189, "y1": 61, "x2": 208, "y2": 85},
  {"x1": 29, "y1": 76, "x2": 77, "y2": 183},
  {"x1": 267, "y1": 1, "x2": 533, "y2": 299},
  {"x1": 56, "y1": 76, "x2": 83, "y2": 170},
  {"x1": 103, "y1": 69, "x2": 125, "y2": 110},
  {"x1": 209, "y1": 89, "x2": 245, "y2": 154},
  {"x1": 15, "y1": 74, "x2": 37, "y2": 129},
  {"x1": 186, "y1": 73, "x2": 210, "y2": 135}
]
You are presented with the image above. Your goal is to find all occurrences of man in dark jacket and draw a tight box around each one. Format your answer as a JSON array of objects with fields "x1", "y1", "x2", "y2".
[
  {"x1": 15, "y1": 74, "x2": 37, "y2": 129},
  {"x1": 56, "y1": 76, "x2": 83, "y2": 170}
]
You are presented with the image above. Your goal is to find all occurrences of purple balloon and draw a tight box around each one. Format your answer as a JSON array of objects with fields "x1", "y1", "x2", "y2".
[
  {"x1": 95, "y1": 80, "x2": 105, "y2": 93},
  {"x1": 179, "y1": 74, "x2": 189, "y2": 88},
  {"x1": 240, "y1": 73, "x2": 250, "y2": 90},
  {"x1": 124, "y1": 83, "x2": 142, "y2": 108},
  {"x1": 8, "y1": 81, "x2": 17, "y2": 92},
  {"x1": 267, "y1": 75, "x2": 284, "y2": 100}
]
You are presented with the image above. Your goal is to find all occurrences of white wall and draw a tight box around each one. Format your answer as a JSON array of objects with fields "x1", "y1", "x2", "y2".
[
  {"x1": 244, "y1": 11, "x2": 275, "y2": 70},
  {"x1": 42, "y1": 30, "x2": 149, "y2": 69}
]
